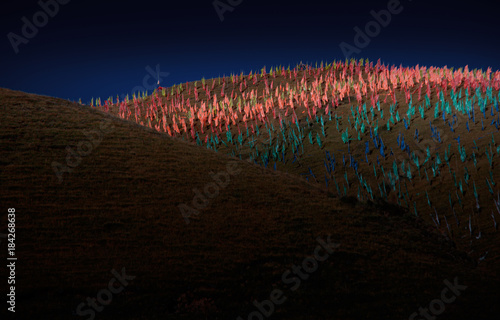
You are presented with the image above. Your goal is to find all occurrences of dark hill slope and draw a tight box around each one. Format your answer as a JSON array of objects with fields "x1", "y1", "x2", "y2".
[{"x1": 0, "y1": 88, "x2": 498, "y2": 319}]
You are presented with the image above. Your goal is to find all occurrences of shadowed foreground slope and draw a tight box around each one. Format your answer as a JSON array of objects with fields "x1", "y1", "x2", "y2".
[{"x1": 0, "y1": 88, "x2": 498, "y2": 319}]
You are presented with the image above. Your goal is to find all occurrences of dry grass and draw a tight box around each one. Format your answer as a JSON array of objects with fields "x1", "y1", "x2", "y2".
[{"x1": 0, "y1": 84, "x2": 499, "y2": 319}]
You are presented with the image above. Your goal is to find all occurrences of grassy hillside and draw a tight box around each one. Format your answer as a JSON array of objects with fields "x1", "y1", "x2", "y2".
[
  {"x1": 93, "y1": 60, "x2": 500, "y2": 274},
  {"x1": 1, "y1": 59, "x2": 499, "y2": 320}
]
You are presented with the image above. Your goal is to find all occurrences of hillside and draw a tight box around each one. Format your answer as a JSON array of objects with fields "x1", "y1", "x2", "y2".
[
  {"x1": 1, "y1": 59, "x2": 500, "y2": 320},
  {"x1": 94, "y1": 60, "x2": 500, "y2": 274}
]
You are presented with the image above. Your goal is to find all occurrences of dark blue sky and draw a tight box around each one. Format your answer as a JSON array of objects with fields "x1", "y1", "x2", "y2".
[{"x1": 1, "y1": 0, "x2": 499, "y2": 103}]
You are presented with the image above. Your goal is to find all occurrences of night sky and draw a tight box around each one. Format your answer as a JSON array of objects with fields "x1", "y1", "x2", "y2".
[{"x1": 1, "y1": 0, "x2": 499, "y2": 103}]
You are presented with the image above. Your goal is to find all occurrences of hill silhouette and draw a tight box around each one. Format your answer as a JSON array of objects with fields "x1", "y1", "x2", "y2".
[{"x1": 1, "y1": 59, "x2": 500, "y2": 319}]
